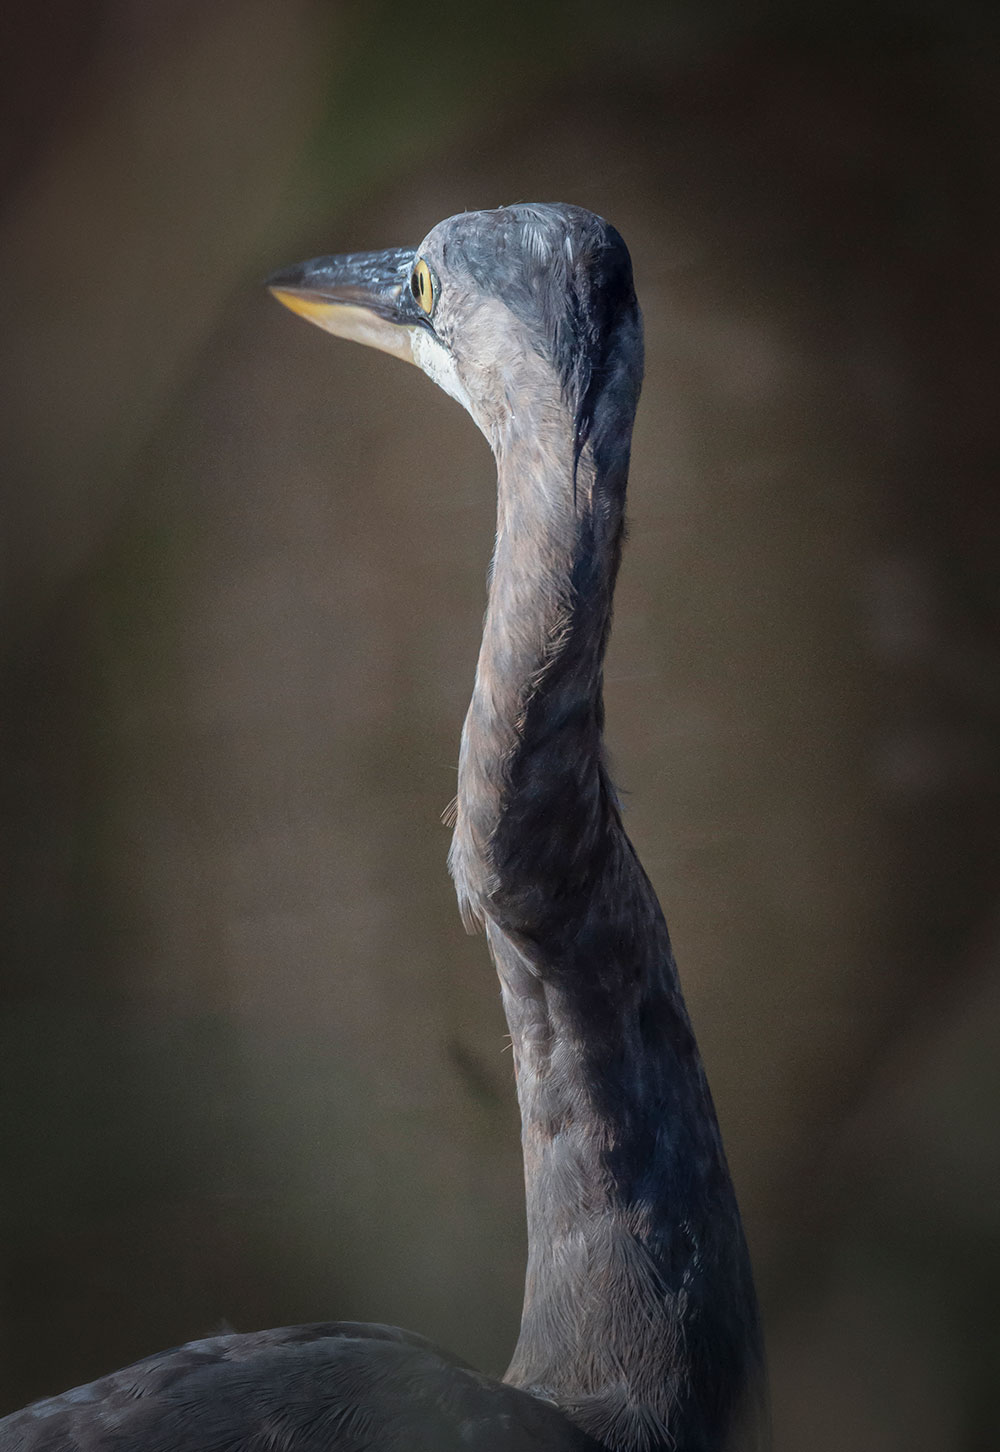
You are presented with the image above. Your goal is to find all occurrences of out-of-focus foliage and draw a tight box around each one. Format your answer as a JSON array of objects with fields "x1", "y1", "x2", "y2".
[{"x1": 2, "y1": 2, "x2": 998, "y2": 1448}]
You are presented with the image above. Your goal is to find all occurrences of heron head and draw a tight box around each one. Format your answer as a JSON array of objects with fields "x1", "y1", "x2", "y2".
[{"x1": 268, "y1": 204, "x2": 643, "y2": 460}]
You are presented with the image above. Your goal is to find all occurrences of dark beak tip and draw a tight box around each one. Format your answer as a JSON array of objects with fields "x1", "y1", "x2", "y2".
[{"x1": 264, "y1": 263, "x2": 304, "y2": 292}]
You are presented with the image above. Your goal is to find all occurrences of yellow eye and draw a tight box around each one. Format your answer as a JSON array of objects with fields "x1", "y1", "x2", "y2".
[{"x1": 411, "y1": 258, "x2": 435, "y2": 315}]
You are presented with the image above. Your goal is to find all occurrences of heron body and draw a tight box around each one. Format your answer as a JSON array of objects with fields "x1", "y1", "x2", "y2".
[{"x1": 0, "y1": 205, "x2": 765, "y2": 1451}]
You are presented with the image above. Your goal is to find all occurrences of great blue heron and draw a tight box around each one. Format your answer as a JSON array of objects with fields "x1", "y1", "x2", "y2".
[{"x1": 0, "y1": 205, "x2": 765, "y2": 1452}]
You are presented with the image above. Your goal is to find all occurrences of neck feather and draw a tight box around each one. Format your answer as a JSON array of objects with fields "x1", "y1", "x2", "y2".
[{"x1": 449, "y1": 388, "x2": 765, "y2": 1452}]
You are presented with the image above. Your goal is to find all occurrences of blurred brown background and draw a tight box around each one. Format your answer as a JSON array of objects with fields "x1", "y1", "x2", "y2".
[{"x1": 2, "y1": 2, "x2": 998, "y2": 1447}]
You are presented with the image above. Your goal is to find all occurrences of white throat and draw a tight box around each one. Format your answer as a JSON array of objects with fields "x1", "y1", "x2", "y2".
[{"x1": 410, "y1": 328, "x2": 475, "y2": 418}]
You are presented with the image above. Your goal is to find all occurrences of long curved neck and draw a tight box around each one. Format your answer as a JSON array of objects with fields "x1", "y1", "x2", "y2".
[{"x1": 450, "y1": 393, "x2": 765, "y2": 1452}]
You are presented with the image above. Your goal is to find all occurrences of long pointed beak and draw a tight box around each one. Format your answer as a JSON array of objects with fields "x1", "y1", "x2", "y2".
[{"x1": 267, "y1": 246, "x2": 423, "y2": 364}]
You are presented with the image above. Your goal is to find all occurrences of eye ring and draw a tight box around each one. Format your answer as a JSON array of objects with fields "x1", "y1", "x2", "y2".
[{"x1": 411, "y1": 258, "x2": 435, "y2": 315}]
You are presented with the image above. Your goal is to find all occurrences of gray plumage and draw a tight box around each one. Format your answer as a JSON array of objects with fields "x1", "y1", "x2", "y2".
[
  {"x1": 0, "y1": 204, "x2": 766, "y2": 1452},
  {"x1": 0, "y1": 1326, "x2": 601, "y2": 1451}
]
